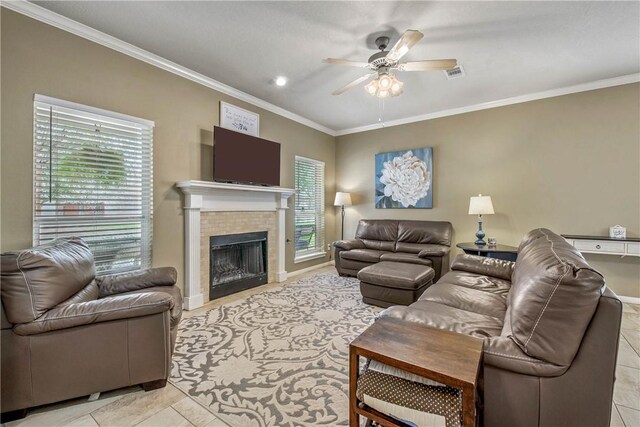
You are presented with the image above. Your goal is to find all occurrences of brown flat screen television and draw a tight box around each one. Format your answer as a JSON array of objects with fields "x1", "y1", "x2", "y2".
[{"x1": 213, "y1": 126, "x2": 281, "y2": 186}]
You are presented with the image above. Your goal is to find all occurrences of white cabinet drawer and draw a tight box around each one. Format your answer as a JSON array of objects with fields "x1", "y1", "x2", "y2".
[
  {"x1": 627, "y1": 242, "x2": 640, "y2": 255},
  {"x1": 573, "y1": 240, "x2": 625, "y2": 254}
]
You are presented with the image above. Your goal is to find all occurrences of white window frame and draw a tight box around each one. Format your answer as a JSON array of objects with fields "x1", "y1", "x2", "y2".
[
  {"x1": 294, "y1": 155, "x2": 326, "y2": 263},
  {"x1": 32, "y1": 94, "x2": 154, "y2": 275}
]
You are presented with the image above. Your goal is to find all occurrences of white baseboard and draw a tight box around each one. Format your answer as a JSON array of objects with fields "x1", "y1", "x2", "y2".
[
  {"x1": 288, "y1": 261, "x2": 334, "y2": 278},
  {"x1": 183, "y1": 294, "x2": 204, "y2": 310},
  {"x1": 618, "y1": 295, "x2": 640, "y2": 305}
]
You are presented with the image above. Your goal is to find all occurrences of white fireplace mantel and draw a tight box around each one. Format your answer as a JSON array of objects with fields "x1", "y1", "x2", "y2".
[{"x1": 176, "y1": 180, "x2": 295, "y2": 310}]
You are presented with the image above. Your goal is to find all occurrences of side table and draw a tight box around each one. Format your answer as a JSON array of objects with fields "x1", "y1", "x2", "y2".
[
  {"x1": 456, "y1": 242, "x2": 518, "y2": 262},
  {"x1": 350, "y1": 317, "x2": 484, "y2": 427}
]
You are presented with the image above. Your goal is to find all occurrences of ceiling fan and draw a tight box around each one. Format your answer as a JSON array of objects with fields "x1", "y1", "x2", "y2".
[{"x1": 323, "y1": 30, "x2": 457, "y2": 98}]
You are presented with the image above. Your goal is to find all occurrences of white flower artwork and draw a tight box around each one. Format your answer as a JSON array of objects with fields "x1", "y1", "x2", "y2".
[{"x1": 375, "y1": 148, "x2": 433, "y2": 208}]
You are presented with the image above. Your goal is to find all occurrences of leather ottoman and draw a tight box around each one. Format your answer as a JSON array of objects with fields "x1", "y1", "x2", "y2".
[{"x1": 357, "y1": 261, "x2": 435, "y2": 308}]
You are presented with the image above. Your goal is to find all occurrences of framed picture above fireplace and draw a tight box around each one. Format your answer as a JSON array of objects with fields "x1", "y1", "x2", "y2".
[{"x1": 220, "y1": 101, "x2": 259, "y2": 136}]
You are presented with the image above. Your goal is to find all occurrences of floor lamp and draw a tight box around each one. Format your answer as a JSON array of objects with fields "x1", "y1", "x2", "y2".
[{"x1": 334, "y1": 192, "x2": 352, "y2": 240}]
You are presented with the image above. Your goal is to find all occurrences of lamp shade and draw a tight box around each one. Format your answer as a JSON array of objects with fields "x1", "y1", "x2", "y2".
[
  {"x1": 468, "y1": 194, "x2": 494, "y2": 215},
  {"x1": 334, "y1": 192, "x2": 352, "y2": 206}
]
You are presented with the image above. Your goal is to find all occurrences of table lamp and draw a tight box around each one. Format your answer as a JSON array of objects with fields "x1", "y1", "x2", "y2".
[
  {"x1": 468, "y1": 194, "x2": 494, "y2": 247},
  {"x1": 334, "y1": 192, "x2": 352, "y2": 240}
]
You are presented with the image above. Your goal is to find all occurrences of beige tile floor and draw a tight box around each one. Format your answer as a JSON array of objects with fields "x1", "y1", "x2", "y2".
[{"x1": 4, "y1": 267, "x2": 640, "y2": 427}]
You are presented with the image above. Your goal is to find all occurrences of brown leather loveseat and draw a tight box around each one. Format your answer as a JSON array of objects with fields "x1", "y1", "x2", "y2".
[
  {"x1": 0, "y1": 238, "x2": 183, "y2": 421},
  {"x1": 364, "y1": 228, "x2": 622, "y2": 426},
  {"x1": 334, "y1": 219, "x2": 453, "y2": 282}
]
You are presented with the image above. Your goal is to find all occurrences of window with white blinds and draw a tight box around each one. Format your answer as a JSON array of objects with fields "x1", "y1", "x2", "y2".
[
  {"x1": 33, "y1": 95, "x2": 154, "y2": 275},
  {"x1": 294, "y1": 156, "x2": 325, "y2": 262}
]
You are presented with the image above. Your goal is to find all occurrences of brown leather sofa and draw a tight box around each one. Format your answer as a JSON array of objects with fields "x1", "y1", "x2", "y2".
[
  {"x1": 0, "y1": 238, "x2": 183, "y2": 420},
  {"x1": 334, "y1": 219, "x2": 453, "y2": 282},
  {"x1": 367, "y1": 228, "x2": 622, "y2": 426}
]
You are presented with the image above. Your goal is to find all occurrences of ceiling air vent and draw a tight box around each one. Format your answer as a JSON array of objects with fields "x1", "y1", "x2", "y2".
[{"x1": 444, "y1": 65, "x2": 465, "y2": 80}]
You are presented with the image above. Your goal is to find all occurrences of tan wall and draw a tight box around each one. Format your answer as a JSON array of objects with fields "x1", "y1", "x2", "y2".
[
  {"x1": 0, "y1": 10, "x2": 336, "y2": 290},
  {"x1": 336, "y1": 83, "x2": 640, "y2": 298}
]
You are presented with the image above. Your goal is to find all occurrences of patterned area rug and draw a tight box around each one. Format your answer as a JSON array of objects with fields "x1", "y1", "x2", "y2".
[{"x1": 170, "y1": 272, "x2": 379, "y2": 427}]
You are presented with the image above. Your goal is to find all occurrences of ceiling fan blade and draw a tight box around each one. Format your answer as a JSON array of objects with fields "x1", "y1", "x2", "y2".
[
  {"x1": 386, "y1": 30, "x2": 424, "y2": 63},
  {"x1": 323, "y1": 58, "x2": 370, "y2": 68},
  {"x1": 332, "y1": 74, "x2": 374, "y2": 95},
  {"x1": 399, "y1": 59, "x2": 458, "y2": 71}
]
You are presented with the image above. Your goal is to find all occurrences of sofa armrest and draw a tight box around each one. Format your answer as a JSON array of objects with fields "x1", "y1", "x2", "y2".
[
  {"x1": 333, "y1": 239, "x2": 365, "y2": 250},
  {"x1": 417, "y1": 245, "x2": 451, "y2": 258},
  {"x1": 484, "y1": 336, "x2": 568, "y2": 377},
  {"x1": 451, "y1": 254, "x2": 514, "y2": 281},
  {"x1": 13, "y1": 293, "x2": 173, "y2": 335},
  {"x1": 97, "y1": 267, "x2": 177, "y2": 298}
]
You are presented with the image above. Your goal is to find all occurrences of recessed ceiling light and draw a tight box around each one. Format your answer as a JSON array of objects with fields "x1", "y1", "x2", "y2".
[{"x1": 274, "y1": 76, "x2": 288, "y2": 87}]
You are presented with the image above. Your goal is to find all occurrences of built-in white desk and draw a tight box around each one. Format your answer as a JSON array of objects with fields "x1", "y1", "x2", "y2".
[{"x1": 562, "y1": 235, "x2": 640, "y2": 258}]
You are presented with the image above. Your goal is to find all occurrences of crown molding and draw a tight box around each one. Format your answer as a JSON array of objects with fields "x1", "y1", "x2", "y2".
[
  {"x1": 1, "y1": 0, "x2": 337, "y2": 136},
  {"x1": 335, "y1": 73, "x2": 640, "y2": 136},
  {"x1": 4, "y1": 1, "x2": 639, "y2": 139}
]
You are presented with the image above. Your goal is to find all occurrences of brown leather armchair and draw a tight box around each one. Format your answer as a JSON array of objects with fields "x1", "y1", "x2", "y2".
[{"x1": 0, "y1": 238, "x2": 183, "y2": 421}]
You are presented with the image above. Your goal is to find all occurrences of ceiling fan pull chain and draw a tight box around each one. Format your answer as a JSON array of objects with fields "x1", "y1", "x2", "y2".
[{"x1": 378, "y1": 98, "x2": 386, "y2": 127}]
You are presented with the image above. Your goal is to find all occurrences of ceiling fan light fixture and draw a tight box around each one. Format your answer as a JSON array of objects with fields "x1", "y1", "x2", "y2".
[
  {"x1": 378, "y1": 75, "x2": 391, "y2": 89},
  {"x1": 390, "y1": 80, "x2": 404, "y2": 96},
  {"x1": 365, "y1": 81, "x2": 377, "y2": 95},
  {"x1": 364, "y1": 74, "x2": 403, "y2": 98}
]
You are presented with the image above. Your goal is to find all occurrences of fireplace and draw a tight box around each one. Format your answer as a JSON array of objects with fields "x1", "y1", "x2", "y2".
[{"x1": 210, "y1": 231, "x2": 268, "y2": 300}]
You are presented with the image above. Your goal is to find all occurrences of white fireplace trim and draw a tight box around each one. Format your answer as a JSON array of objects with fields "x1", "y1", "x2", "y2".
[{"x1": 176, "y1": 180, "x2": 295, "y2": 310}]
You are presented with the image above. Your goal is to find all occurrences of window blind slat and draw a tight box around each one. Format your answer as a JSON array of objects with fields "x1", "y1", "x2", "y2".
[{"x1": 33, "y1": 97, "x2": 154, "y2": 275}]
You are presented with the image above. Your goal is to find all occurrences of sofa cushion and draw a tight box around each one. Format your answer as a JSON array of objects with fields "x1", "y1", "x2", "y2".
[
  {"x1": 1, "y1": 238, "x2": 95, "y2": 324},
  {"x1": 420, "y1": 283, "x2": 507, "y2": 319},
  {"x1": 340, "y1": 249, "x2": 391, "y2": 263},
  {"x1": 451, "y1": 254, "x2": 515, "y2": 281},
  {"x1": 437, "y1": 271, "x2": 511, "y2": 299},
  {"x1": 360, "y1": 239, "x2": 396, "y2": 251},
  {"x1": 380, "y1": 252, "x2": 433, "y2": 266},
  {"x1": 355, "y1": 219, "x2": 398, "y2": 251},
  {"x1": 395, "y1": 242, "x2": 447, "y2": 255},
  {"x1": 381, "y1": 301, "x2": 503, "y2": 338},
  {"x1": 508, "y1": 228, "x2": 605, "y2": 367},
  {"x1": 396, "y1": 220, "x2": 452, "y2": 246}
]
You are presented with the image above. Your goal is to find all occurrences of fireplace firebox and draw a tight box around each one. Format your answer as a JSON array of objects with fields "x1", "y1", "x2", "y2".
[{"x1": 209, "y1": 231, "x2": 268, "y2": 300}]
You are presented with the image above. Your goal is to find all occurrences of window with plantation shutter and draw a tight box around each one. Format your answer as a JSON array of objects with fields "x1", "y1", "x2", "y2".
[
  {"x1": 294, "y1": 156, "x2": 325, "y2": 262},
  {"x1": 33, "y1": 95, "x2": 154, "y2": 275}
]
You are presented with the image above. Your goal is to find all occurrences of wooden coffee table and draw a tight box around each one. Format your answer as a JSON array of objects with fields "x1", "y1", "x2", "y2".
[{"x1": 350, "y1": 317, "x2": 484, "y2": 427}]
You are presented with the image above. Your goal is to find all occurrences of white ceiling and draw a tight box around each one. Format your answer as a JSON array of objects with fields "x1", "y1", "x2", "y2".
[{"x1": 32, "y1": 1, "x2": 640, "y2": 133}]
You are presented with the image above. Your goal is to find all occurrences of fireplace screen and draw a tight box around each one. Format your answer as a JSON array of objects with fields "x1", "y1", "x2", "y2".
[{"x1": 210, "y1": 231, "x2": 268, "y2": 300}]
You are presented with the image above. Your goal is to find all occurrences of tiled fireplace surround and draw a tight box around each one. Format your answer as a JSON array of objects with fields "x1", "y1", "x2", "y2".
[
  {"x1": 177, "y1": 180, "x2": 295, "y2": 310},
  {"x1": 200, "y1": 211, "x2": 276, "y2": 302}
]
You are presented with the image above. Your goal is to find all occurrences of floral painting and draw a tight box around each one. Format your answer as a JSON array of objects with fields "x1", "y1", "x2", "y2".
[{"x1": 375, "y1": 148, "x2": 433, "y2": 209}]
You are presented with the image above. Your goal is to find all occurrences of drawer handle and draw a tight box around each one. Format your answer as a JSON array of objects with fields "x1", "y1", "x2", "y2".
[{"x1": 596, "y1": 244, "x2": 601, "y2": 249}]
